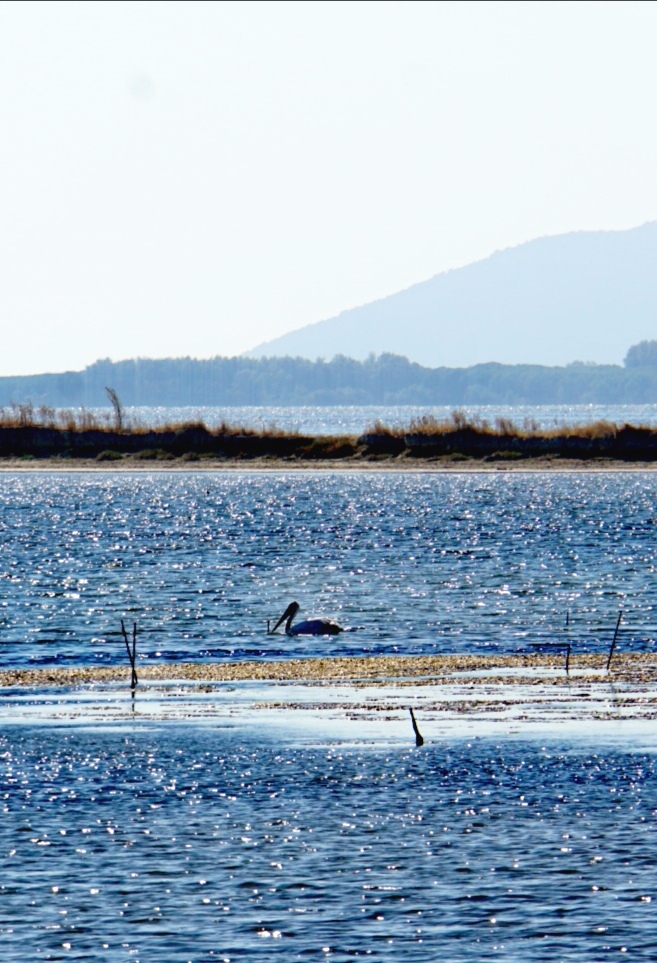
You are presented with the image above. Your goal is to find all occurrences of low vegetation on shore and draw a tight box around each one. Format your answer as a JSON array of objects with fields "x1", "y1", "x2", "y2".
[{"x1": 1, "y1": 404, "x2": 657, "y2": 464}]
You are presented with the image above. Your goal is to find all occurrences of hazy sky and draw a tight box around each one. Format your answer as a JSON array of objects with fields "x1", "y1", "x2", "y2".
[{"x1": 2, "y1": 0, "x2": 657, "y2": 375}]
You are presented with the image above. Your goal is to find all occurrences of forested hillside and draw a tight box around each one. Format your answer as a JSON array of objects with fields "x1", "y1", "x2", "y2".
[{"x1": 1, "y1": 351, "x2": 657, "y2": 408}]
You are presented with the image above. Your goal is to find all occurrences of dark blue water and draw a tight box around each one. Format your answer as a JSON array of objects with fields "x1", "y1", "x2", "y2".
[
  {"x1": 0, "y1": 471, "x2": 656, "y2": 669},
  {"x1": 2, "y1": 727, "x2": 657, "y2": 961},
  {"x1": 3, "y1": 471, "x2": 657, "y2": 960}
]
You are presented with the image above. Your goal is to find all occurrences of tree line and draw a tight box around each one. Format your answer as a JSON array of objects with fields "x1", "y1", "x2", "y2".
[{"x1": 1, "y1": 346, "x2": 657, "y2": 407}]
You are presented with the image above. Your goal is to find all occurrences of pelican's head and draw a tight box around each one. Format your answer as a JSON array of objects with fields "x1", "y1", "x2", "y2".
[{"x1": 270, "y1": 601, "x2": 300, "y2": 633}]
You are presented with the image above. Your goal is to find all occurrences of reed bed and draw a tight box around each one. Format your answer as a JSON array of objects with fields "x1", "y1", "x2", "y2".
[{"x1": 0, "y1": 404, "x2": 656, "y2": 463}]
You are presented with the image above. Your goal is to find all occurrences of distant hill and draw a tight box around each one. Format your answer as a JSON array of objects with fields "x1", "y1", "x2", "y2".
[
  {"x1": 246, "y1": 222, "x2": 657, "y2": 367},
  {"x1": 2, "y1": 352, "x2": 657, "y2": 408}
]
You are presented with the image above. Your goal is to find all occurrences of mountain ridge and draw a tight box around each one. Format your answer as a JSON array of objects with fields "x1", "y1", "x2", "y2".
[{"x1": 245, "y1": 222, "x2": 657, "y2": 367}]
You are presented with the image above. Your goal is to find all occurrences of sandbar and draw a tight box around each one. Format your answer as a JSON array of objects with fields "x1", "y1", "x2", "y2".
[{"x1": 3, "y1": 652, "x2": 657, "y2": 743}]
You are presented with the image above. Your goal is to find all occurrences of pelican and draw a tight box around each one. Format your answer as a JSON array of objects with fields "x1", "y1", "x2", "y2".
[{"x1": 269, "y1": 601, "x2": 344, "y2": 636}]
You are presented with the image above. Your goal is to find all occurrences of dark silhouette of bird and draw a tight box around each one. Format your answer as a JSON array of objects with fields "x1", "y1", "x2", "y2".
[{"x1": 268, "y1": 601, "x2": 344, "y2": 636}]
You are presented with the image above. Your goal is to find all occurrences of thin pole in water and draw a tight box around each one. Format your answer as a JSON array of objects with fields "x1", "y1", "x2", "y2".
[
  {"x1": 409, "y1": 707, "x2": 424, "y2": 747},
  {"x1": 131, "y1": 622, "x2": 137, "y2": 693},
  {"x1": 606, "y1": 611, "x2": 624, "y2": 672},
  {"x1": 121, "y1": 619, "x2": 139, "y2": 697}
]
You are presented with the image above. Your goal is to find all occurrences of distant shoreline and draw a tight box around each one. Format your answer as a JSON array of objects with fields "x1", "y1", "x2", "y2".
[{"x1": 3, "y1": 348, "x2": 657, "y2": 409}]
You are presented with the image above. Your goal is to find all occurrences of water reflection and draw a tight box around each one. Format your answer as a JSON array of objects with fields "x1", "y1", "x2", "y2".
[
  {"x1": 1, "y1": 471, "x2": 657, "y2": 668},
  {"x1": 1, "y1": 728, "x2": 655, "y2": 960}
]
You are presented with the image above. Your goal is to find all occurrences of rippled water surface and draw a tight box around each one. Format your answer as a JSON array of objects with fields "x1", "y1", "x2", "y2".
[
  {"x1": 2, "y1": 728, "x2": 657, "y2": 961},
  {"x1": 1, "y1": 471, "x2": 657, "y2": 668},
  {"x1": 92, "y1": 403, "x2": 657, "y2": 435},
  {"x1": 4, "y1": 469, "x2": 657, "y2": 960}
]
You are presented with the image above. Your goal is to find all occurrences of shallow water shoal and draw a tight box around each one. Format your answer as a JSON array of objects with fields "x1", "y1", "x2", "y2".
[{"x1": 3, "y1": 653, "x2": 657, "y2": 745}]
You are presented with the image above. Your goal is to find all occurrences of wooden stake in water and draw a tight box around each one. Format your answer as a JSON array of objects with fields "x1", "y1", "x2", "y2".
[
  {"x1": 409, "y1": 707, "x2": 424, "y2": 747},
  {"x1": 120, "y1": 619, "x2": 138, "y2": 697},
  {"x1": 606, "y1": 611, "x2": 623, "y2": 672}
]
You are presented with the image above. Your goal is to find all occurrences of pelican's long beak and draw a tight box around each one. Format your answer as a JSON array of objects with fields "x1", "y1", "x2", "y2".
[
  {"x1": 270, "y1": 602, "x2": 297, "y2": 634},
  {"x1": 270, "y1": 609, "x2": 289, "y2": 634}
]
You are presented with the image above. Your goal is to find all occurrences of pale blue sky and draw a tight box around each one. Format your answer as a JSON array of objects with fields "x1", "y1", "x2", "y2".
[{"x1": 1, "y1": 0, "x2": 656, "y2": 375}]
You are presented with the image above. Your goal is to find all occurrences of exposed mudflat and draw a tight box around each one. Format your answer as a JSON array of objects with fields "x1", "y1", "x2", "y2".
[{"x1": 4, "y1": 652, "x2": 657, "y2": 742}]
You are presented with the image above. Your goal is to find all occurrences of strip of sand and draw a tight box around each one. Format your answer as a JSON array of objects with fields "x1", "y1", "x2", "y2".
[{"x1": 1, "y1": 456, "x2": 657, "y2": 472}]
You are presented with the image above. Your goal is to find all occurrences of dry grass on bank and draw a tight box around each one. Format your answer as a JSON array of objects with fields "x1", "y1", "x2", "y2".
[
  {"x1": 0, "y1": 402, "x2": 292, "y2": 438},
  {"x1": 364, "y1": 410, "x2": 628, "y2": 442},
  {"x1": 0, "y1": 403, "x2": 643, "y2": 441}
]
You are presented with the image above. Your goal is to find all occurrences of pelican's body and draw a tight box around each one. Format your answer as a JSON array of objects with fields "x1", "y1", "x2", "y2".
[{"x1": 270, "y1": 601, "x2": 343, "y2": 636}]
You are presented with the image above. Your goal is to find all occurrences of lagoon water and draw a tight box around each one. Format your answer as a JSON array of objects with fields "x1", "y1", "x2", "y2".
[
  {"x1": 3, "y1": 728, "x2": 657, "y2": 961},
  {"x1": 2, "y1": 470, "x2": 657, "y2": 669},
  {"x1": 3, "y1": 466, "x2": 657, "y2": 959},
  {"x1": 85, "y1": 402, "x2": 657, "y2": 436}
]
